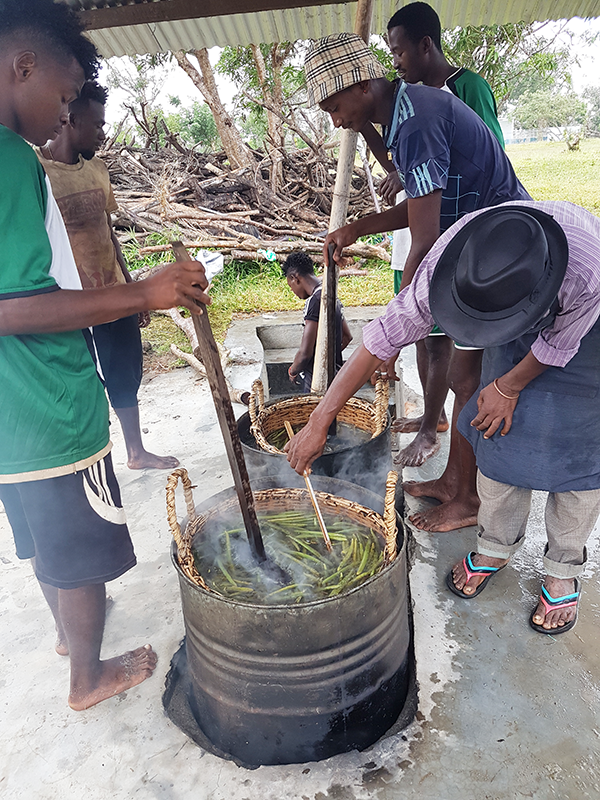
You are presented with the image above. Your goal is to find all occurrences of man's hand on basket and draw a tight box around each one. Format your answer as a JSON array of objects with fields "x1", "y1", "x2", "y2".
[{"x1": 370, "y1": 355, "x2": 400, "y2": 385}]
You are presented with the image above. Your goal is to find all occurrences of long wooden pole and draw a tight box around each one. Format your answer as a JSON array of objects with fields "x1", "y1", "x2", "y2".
[
  {"x1": 171, "y1": 242, "x2": 266, "y2": 562},
  {"x1": 311, "y1": 0, "x2": 375, "y2": 394}
]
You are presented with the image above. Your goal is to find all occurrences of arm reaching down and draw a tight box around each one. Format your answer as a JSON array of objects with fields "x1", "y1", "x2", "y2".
[
  {"x1": 341, "y1": 317, "x2": 353, "y2": 350},
  {"x1": 324, "y1": 201, "x2": 409, "y2": 265},
  {"x1": 288, "y1": 319, "x2": 318, "y2": 384},
  {"x1": 360, "y1": 123, "x2": 403, "y2": 206},
  {"x1": 397, "y1": 192, "x2": 442, "y2": 290},
  {"x1": 285, "y1": 344, "x2": 383, "y2": 474},
  {"x1": 110, "y1": 216, "x2": 150, "y2": 328}
]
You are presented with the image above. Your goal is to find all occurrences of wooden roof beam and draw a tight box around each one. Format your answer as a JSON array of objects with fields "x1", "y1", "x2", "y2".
[{"x1": 81, "y1": 0, "x2": 352, "y2": 30}]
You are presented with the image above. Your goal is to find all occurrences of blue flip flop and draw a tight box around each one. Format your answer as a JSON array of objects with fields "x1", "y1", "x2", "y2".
[
  {"x1": 529, "y1": 579, "x2": 581, "y2": 635},
  {"x1": 446, "y1": 552, "x2": 506, "y2": 599}
]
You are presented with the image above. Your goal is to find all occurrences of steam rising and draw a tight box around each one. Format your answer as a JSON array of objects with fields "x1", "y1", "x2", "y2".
[{"x1": 191, "y1": 505, "x2": 385, "y2": 605}]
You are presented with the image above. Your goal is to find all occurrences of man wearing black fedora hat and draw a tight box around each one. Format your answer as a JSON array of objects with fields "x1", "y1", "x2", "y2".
[{"x1": 287, "y1": 199, "x2": 600, "y2": 634}]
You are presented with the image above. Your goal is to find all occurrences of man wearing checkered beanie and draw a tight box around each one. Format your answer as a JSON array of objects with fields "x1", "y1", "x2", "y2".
[{"x1": 304, "y1": 32, "x2": 531, "y2": 536}]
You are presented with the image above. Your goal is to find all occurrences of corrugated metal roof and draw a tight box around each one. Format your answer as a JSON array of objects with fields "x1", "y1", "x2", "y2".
[{"x1": 63, "y1": 0, "x2": 600, "y2": 56}]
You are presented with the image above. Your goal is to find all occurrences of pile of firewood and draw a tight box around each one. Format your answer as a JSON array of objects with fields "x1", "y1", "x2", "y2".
[{"x1": 100, "y1": 143, "x2": 391, "y2": 264}]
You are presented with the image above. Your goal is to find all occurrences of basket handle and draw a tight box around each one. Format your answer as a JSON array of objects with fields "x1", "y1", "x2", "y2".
[
  {"x1": 166, "y1": 468, "x2": 209, "y2": 588},
  {"x1": 383, "y1": 470, "x2": 398, "y2": 563},
  {"x1": 249, "y1": 378, "x2": 265, "y2": 426},
  {"x1": 373, "y1": 377, "x2": 390, "y2": 437}
]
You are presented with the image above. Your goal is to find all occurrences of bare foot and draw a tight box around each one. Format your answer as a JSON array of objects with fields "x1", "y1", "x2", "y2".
[
  {"x1": 408, "y1": 496, "x2": 480, "y2": 532},
  {"x1": 531, "y1": 577, "x2": 578, "y2": 630},
  {"x1": 68, "y1": 644, "x2": 158, "y2": 711},
  {"x1": 450, "y1": 553, "x2": 508, "y2": 595},
  {"x1": 403, "y1": 476, "x2": 457, "y2": 504},
  {"x1": 392, "y1": 415, "x2": 449, "y2": 434},
  {"x1": 55, "y1": 631, "x2": 69, "y2": 657},
  {"x1": 127, "y1": 452, "x2": 180, "y2": 470},
  {"x1": 394, "y1": 433, "x2": 441, "y2": 467},
  {"x1": 56, "y1": 596, "x2": 114, "y2": 657}
]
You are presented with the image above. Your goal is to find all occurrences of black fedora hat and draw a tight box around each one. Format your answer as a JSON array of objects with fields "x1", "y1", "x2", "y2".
[{"x1": 429, "y1": 205, "x2": 569, "y2": 348}]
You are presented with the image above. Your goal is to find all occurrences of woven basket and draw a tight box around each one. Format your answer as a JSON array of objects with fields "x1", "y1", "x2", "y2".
[
  {"x1": 248, "y1": 378, "x2": 390, "y2": 456},
  {"x1": 166, "y1": 468, "x2": 399, "y2": 594}
]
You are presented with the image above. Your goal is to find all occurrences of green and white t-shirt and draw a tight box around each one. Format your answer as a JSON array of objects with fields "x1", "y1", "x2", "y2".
[
  {"x1": 445, "y1": 68, "x2": 505, "y2": 148},
  {"x1": 0, "y1": 125, "x2": 110, "y2": 482}
]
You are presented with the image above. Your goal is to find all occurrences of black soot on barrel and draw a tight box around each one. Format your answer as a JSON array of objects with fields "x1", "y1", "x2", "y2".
[{"x1": 169, "y1": 476, "x2": 411, "y2": 767}]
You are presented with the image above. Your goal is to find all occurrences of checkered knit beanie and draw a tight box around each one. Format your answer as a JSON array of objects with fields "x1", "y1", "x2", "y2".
[{"x1": 304, "y1": 33, "x2": 386, "y2": 107}]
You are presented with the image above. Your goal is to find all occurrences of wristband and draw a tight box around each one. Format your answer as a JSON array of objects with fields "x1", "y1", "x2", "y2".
[{"x1": 493, "y1": 379, "x2": 520, "y2": 401}]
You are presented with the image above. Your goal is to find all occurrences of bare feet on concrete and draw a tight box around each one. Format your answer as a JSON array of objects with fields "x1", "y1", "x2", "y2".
[
  {"x1": 55, "y1": 630, "x2": 69, "y2": 657},
  {"x1": 531, "y1": 577, "x2": 578, "y2": 630},
  {"x1": 68, "y1": 644, "x2": 158, "y2": 711},
  {"x1": 127, "y1": 451, "x2": 180, "y2": 470},
  {"x1": 394, "y1": 433, "x2": 441, "y2": 467},
  {"x1": 408, "y1": 496, "x2": 480, "y2": 532},
  {"x1": 449, "y1": 553, "x2": 508, "y2": 595},
  {"x1": 403, "y1": 476, "x2": 457, "y2": 503},
  {"x1": 56, "y1": 596, "x2": 115, "y2": 657},
  {"x1": 391, "y1": 414, "x2": 449, "y2": 435}
]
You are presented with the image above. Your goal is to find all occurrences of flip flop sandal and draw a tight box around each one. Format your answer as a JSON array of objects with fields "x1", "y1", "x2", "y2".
[
  {"x1": 529, "y1": 579, "x2": 581, "y2": 635},
  {"x1": 446, "y1": 552, "x2": 507, "y2": 599}
]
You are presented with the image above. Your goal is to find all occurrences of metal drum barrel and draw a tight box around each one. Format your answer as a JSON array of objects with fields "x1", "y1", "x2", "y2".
[
  {"x1": 172, "y1": 475, "x2": 410, "y2": 767},
  {"x1": 237, "y1": 401, "x2": 393, "y2": 491}
]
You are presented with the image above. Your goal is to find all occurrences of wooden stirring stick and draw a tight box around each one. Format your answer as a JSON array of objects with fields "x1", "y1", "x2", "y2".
[
  {"x1": 284, "y1": 420, "x2": 332, "y2": 552},
  {"x1": 171, "y1": 242, "x2": 267, "y2": 562}
]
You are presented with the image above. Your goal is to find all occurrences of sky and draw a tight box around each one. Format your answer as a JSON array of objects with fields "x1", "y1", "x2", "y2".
[{"x1": 101, "y1": 17, "x2": 600, "y2": 131}]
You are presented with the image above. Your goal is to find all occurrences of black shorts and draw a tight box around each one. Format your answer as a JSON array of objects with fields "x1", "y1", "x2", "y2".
[
  {"x1": 0, "y1": 453, "x2": 136, "y2": 589},
  {"x1": 93, "y1": 314, "x2": 143, "y2": 409}
]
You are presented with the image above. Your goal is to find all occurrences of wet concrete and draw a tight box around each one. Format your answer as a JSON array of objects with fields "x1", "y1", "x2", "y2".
[{"x1": 1, "y1": 323, "x2": 599, "y2": 799}]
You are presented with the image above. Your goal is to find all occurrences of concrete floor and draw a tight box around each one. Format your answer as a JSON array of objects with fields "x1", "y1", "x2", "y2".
[{"x1": 1, "y1": 315, "x2": 600, "y2": 799}]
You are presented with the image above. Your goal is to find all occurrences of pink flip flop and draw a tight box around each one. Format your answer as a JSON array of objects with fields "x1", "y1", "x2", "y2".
[
  {"x1": 446, "y1": 552, "x2": 506, "y2": 599},
  {"x1": 529, "y1": 579, "x2": 581, "y2": 635}
]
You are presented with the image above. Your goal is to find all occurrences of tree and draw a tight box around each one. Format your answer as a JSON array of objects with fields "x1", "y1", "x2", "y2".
[
  {"x1": 583, "y1": 86, "x2": 600, "y2": 136},
  {"x1": 167, "y1": 98, "x2": 220, "y2": 151},
  {"x1": 173, "y1": 48, "x2": 255, "y2": 170},
  {"x1": 441, "y1": 22, "x2": 578, "y2": 111},
  {"x1": 512, "y1": 89, "x2": 586, "y2": 134},
  {"x1": 105, "y1": 54, "x2": 172, "y2": 148},
  {"x1": 216, "y1": 43, "x2": 304, "y2": 190}
]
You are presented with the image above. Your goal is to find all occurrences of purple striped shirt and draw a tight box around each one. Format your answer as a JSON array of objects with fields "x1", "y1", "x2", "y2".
[{"x1": 363, "y1": 201, "x2": 600, "y2": 369}]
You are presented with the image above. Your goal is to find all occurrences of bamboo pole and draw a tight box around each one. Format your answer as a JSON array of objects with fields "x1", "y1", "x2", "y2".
[{"x1": 311, "y1": 0, "x2": 375, "y2": 394}]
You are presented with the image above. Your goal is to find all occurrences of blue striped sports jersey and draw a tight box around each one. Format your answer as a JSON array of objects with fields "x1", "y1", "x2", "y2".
[{"x1": 384, "y1": 81, "x2": 529, "y2": 231}]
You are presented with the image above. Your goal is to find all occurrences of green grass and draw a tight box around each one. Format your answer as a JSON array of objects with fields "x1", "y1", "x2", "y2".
[
  {"x1": 506, "y1": 138, "x2": 600, "y2": 216},
  {"x1": 123, "y1": 237, "x2": 394, "y2": 368}
]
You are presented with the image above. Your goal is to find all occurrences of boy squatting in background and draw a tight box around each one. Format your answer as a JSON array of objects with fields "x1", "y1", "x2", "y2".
[
  {"x1": 0, "y1": 0, "x2": 209, "y2": 710},
  {"x1": 362, "y1": 1, "x2": 505, "y2": 472},
  {"x1": 282, "y1": 251, "x2": 352, "y2": 393},
  {"x1": 287, "y1": 200, "x2": 600, "y2": 636},
  {"x1": 37, "y1": 80, "x2": 179, "y2": 471},
  {"x1": 304, "y1": 33, "x2": 530, "y2": 534}
]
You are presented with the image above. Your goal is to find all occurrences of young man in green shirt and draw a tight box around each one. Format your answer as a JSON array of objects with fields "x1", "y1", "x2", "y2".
[{"x1": 0, "y1": 0, "x2": 209, "y2": 710}]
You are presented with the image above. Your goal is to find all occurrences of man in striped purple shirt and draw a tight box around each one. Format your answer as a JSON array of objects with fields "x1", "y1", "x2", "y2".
[{"x1": 287, "y1": 200, "x2": 600, "y2": 634}]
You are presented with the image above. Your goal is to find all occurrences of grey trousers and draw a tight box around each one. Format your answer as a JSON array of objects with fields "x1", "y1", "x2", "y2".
[{"x1": 475, "y1": 471, "x2": 600, "y2": 579}]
